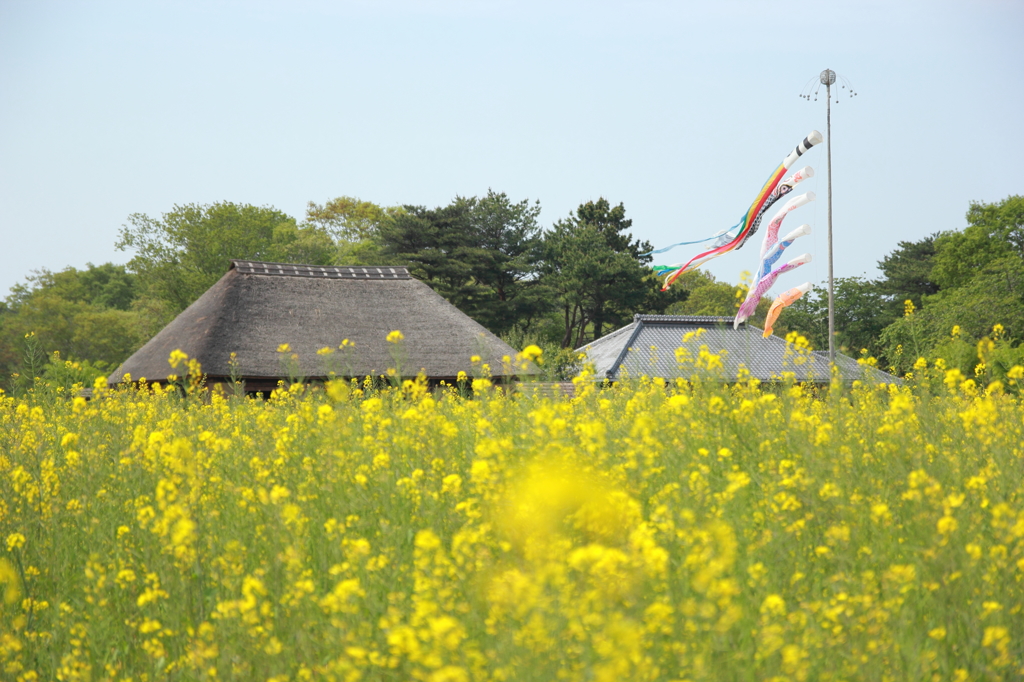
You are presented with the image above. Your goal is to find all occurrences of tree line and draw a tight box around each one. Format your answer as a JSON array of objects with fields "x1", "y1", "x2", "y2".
[
  {"x1": 0, "y1": 192, "x2": 690, "y2": 389},
  {"x1": 1, "y1": 192, "x2": 1020, "y2": 390},
  {"x1": 783, "y1": 195, "x2": 1024, "y2": 377}
]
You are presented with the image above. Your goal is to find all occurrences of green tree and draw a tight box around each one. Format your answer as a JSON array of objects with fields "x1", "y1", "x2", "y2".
[
  {"x1": 666, "y1": 274, "x2": 738, "y2": 315},
  {"x1": 467, "y1": 190, "x2": 549, "y2": 335},
  {"x1": 931, "y1": 195, "x2": 1024, "y2": 290},
  {"x1": 573, "y1": 198, "x2": 646, "y2": 257},
  {"x1": 378, "y1": 197, "x2": 485, "y2": 313},
  {"x1": 545, "y1": 199, "x2": 671, "y2": 347},
  {"x1": 377, "y1": 192, "x2": 550, "y2": 335},
  {"x1": 304, "y1": 196, "x2": 405, "y2": 266},
  {"x1": 784, "y1": 277, "x2": 895, "y2": 358},
  {"x1": 116, "y1": 202, "x2": 334, "y2": 315},
  {"x1": 0, "y1": 264, "x2": 145, "y2": 390},
  {"x1": 875, "y1": 196, "x2": 1024, "y2": 374},
  {"x1": 875, "y1": 234, "x2": 941, "y2": 311},
  {"x1": 5, "y1": 262, "x2": 137, "y2": 312},
  {"x1": 879, "y1": 256, "x2": 1024, "y2": 373}
]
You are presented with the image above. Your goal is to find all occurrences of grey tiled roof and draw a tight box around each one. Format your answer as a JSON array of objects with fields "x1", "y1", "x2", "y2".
[{"x1": 576, "y1": 315, "x2": 898, "y2": 384}]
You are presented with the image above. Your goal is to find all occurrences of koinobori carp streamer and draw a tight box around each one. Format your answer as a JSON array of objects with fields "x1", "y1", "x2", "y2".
[
  {"x1": 762, "y1": 282, "x2": 813, "y2": 337},
  {"x1": 655, "y1": 131, "x2": 822, "y2": 290},
  {"x1": 733, "y1": 253, "x2": 812, "y2": 328}
]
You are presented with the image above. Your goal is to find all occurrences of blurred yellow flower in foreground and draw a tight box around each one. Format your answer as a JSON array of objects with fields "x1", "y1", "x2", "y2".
[{"x1": 521, "y1": 345, "x2": 543, "y2": 362}]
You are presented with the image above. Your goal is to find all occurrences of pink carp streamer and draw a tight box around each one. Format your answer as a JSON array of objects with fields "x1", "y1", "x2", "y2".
[
  {"x1": 734, "y1": 254, "x2": 812, "y2": 329},
  {"x1": 763, "y1": 282, "x2": 813, "y2": 337},
  {"x1": 759, "y1": 191, "x2": 815, "y2": 262},
  {"x1": 742, "y1": 217, "x2": 812, "y2": 324}
]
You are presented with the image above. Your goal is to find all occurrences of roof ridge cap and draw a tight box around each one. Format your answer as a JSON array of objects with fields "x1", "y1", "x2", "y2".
[
  {"x1": 633, "y1": 314, "x2": 734, "y2": 323},
  {"x1": 230, "y1": 261, "x2": 411, "y2": 280}
]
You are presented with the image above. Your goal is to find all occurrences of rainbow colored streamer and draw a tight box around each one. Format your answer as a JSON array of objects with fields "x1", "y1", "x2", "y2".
[{"x1": 658, "y1": 131, "x2": 822, "y2": 291}]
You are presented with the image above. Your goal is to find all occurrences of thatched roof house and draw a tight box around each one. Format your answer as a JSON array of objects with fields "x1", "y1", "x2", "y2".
[
  {"x1": 576, "y1": 314, "x2": 898, "y2": 384},
  {"x1": 109, "y1": 260, "x2": 526, "y2": 391}
]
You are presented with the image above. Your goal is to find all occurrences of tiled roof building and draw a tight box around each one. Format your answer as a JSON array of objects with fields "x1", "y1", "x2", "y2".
[{"x1": 576, "y1": 315, "x2": 898, "y2": 384}]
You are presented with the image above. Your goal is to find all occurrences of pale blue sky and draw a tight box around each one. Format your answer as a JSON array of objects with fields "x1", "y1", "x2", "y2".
[{"x1": 1, "y1": 0, "x2": 1021, "y2": 299}]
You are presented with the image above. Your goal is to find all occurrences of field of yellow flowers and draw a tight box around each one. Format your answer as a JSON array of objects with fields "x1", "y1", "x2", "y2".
[{"x1": 2, "y1": 353, "x2": 1024, "y2": 681}]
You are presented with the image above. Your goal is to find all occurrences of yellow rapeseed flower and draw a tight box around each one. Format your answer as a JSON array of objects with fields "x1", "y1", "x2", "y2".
[
  {"x1": 6, "y1": 333, "x2": 1024, "y2": 679},
  {"x1": 521, "y1": 345, "x2": 543, "y2": 362},
  {"x1": 6, "y1": 533, "x2": 25, "y2": 551},
  {"x1": 0, "y1": 558, "x2": 21, "y2": 605}
]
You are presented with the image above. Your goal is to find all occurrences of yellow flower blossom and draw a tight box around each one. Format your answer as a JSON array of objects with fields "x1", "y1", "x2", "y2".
[
  {"x1": 4, "y1": 340, "x2": 1024, "y2": 679},
  {"x1": 522, "y1": 344, "x2": 543, "y2": 360}
]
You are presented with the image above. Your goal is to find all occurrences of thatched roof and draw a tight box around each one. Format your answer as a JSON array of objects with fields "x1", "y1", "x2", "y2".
[
  {"x1": 109, "y1": 261, "x2": 527, "y2": 387},
  {"x1": 576, "y1": 315, "x2": 899, "y2": 384}
]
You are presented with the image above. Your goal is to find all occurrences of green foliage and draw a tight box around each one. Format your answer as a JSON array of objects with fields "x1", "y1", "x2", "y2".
[
  {"x1": 545, "y1": 223, "x2": 647, "y2": 347},
  {"x1": 469, "y1": 191, "x2": 551, "y2": 335},
  {"x1": 572, "y1": 198, "x2": 644, "y2": 256},
  {"x1": 12, "y1": 191, "x2": 1020, "y2": 386},
  {"x1": 932, "y1": 196, "x2": 1024, "y2": 290},
  {"x1": 784, "y1": 277, "x2": 895, "y2": 358},
  {"x1": 40, "y1": 351, "x2": 110, "y2": 394},
  {"x1": 305, "y1": 196, "x2": 403, "y2": 243},
  {"x1": 545, "y1": 198, "x2": 678, "y2": 347},
  {"x1": 117, "y1": 202, "x2": 334, "y2": 314},
  {"x1": 875, "y1": 234, "x2": 941, "y2": 310},
  {"x1": 0, "y1": 264, "x2": 144, "y2": 392},
  {"x1": 5, "y1": 263, "x2": 138, "y2": 311},
  {"x1": 666, "y1": 271, "x2": 736, "y2": 315},
  {"x1": 500, "y1": 330, "x2": 582, "y2": 381},
  {"x1": 379, "y1": 191, "x2": 549, "y2": 336},
  {"x1": 876, "y1": 196, "x2": 1024, "y2": 374},
  {"x1": 305, "y1": 196, "x2": 405, "y2": 266},
  {"x1": 380, "y1": 197, "x2": 486, "y2": 304},
  {"x1": 664, "y1": 270, "x2": 772, "y2": 329},
  {"x1": 5, "y1": 331, "x2": 47, "y2": 395},
  {"x1": 880, "y1": 255, "x2": 1024, "y2": 374}
]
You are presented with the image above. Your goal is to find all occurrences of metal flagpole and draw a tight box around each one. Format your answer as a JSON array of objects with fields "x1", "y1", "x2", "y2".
[
  {"x1": 822, "y1": 68, "x2": 836, "y2": 366},
  {"x1": 800, "y1": 69, "x2": 856, "y2": 368}
]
